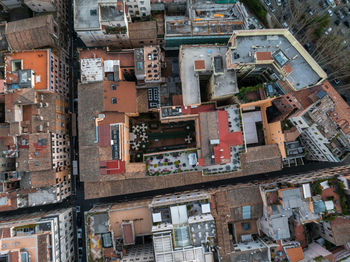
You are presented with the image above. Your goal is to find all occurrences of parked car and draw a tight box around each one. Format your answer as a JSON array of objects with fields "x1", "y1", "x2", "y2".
[
  {"x1": 283, "y1": 0, "x2": 288, "y2": 6},
  {"x1": 333, "y1": 79, "x2": 341, "y2": 85},
  {"x1": 308, "y1": 7, "x2": 314, "y2": 16},
  {"x1": 77, "y1": 228, "x2": 82, "y2": 239},
  {"x1": 282, "y1": 22, "x2": 290, "y2": 30},
  {"x1": 343, "y1": 7, "x2": 350, "y2": 16},
  {"x1": 270, "y1": 5, "x2": 275, "y2": 12},
  {"x1": 327, "y1": 0, "x2": 336, "y2": 8},
  {"x1": 328, "y1": 9, "x2": 334, "y2": 16},
  {"x1": 335, "y1": 19, "x2": 340, "y2": 25},
  {"x1": 304, "y1": 42, "x2": 312, "y2": 53},
  {"x1": 344, "y1": 20, "x2": 350, "y2": 27},
  {"x1": 276, "y1": 0, "x2": 282, "y2": 6},
  {"x1": 325, "y1": 27, "x2": 333, "y2": 35},
  {"x1": 264, "y1": 0, "x2": 272, "y2": 6},
  {"x1": 76, "y1": 206, "x2": 81, "y2": 213},
  {"x1": 321, "y1": 1, "x2": 328, "y2": 8},
  {"x1": 336, "y1": 10, "x2": 345, "y2": 19}
]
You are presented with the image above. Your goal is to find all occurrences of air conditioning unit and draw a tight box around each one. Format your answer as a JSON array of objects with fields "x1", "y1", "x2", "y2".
[
  {"x1": 39, "y1": 103, "x2": 43, "y2": 108},
  {"x1": 45, "y1": 122, "x2": 50, "y2": 127},
  {"x1": 38, "y1": 125, "x2": 43, "y2": 132},
  {"x1": 44, "y1": 103, "x2": 49, "y2": 108}
]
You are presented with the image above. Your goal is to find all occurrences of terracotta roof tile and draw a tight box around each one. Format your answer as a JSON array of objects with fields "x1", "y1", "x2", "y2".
[
  {"x1": 194, "y1": 60, "x2": 206, "y2": 71},
  {"x1": 285, "y1": 246, "x2": 304, "y2": 262},
  {"x1": 256, "y1": 52, "x2": 272, "y2": 61}
]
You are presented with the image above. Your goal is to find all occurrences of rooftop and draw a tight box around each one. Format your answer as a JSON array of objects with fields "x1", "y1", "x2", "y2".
[
  {"x1": 74, "y1": 0, "x2": 125, "y2": 30},
  {"x1": 179, "y1": 45, "x2": 238, "y2": 105},
  {"x1": 5, "y1": 50, "x2": 51, "y2": 92},
  {"x1": 6, "y1": 15, "x2": 58, "y2": 51},
  {"x1": 228, "y1": 29, "x2": 327, "y2": 90}
]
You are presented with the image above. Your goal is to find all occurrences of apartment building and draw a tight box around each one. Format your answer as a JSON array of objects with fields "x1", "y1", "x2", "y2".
[
  {"x1": 22, "y1": 0, "x2": 70, "y2": 52},
  {"x1": 126, "y1": 0, "x2": 151, "y2": 18},
  {"x1": 85, "y1": 191, "x2": 215, "y2": 261},
  {"x1": 284, "y1": 81, "x2": 350, "y2": 162},
  {"x1": 74, "y1": 0, "x2": 131, "y2": 47},
  {"x1": 0, "y1": 0, "x2": 21, "y2": 10},
  {"x1": 164, "y1": 0, "x2": 248, "y2": 48},
  {"x1": 5, "y1": 49, "x2": 69, "y2": 96},
  {"x1": 0, "y1": 208, "x2": 75, "y2": 261},
  {"x1": 0, "y1": 49, "x2": 70, "y2": 211},
  {"x1": 5, "y1": 15, "x2": 60, "y2": 52}
]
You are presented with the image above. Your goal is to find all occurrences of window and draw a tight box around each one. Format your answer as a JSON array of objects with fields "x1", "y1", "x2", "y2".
[
  {"x1": 111, "y1": 85, "x2": 116, "y2": 90},
  {"x1": 11, "y1": 60, "x2": 22, "y2": 72},
  {"x1": 90, "y1": 9, "x2": 97, "y2": 16},
  {"x1": 111, "y1": 98, "x2": 117, "y2": 104},
  {"x1": 241, "y1": 222, "x2": 251, "y2": 231}
]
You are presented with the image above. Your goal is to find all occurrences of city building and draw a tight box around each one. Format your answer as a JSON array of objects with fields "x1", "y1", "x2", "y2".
[
  {"x1": 134, "y1": 45, "x2": 163, "y2": 83},
  {"x1": 226, "y1": 29, "x2": 327, "y2": 91},
  {"x1": 0, "y1": 0, "x2": 21, "y2": 10},
  {"x1": 0, "y1": 208, "x2": 75, "y2": 261},
  {"x1": 179, "y1": 44, "x2": 239, "y2": 106},
  {"x1": 85, "y1": 190, "x2": 216, "y2": 262},
  {"x1": 0, "y1": 49, "x2": 70, "y2": 211},
  {"x1": 23, "y1": 0, "x2": 70, "y2": 52},
  {"x1": 5, "y1": 15, "x2": 60, "y2": 52},
  {"x1": 5, "y1": 49, "x2": 69, "y2": 96},
  {"x1": 78, "y1": 45, "x2": 286, "y2": 199},
  {"x1": 128, "y1": 21, "x2": 159, "y2": 48},
  {"x1": 210, "y1": 185, "x2": 269, "y2": 261},
  {"x1": 126, "y1": 0, "x2": 151, "y2": 18},
  {"x1": 74, "y1": 0, "x2": 131, "y2": 47},
  {"x1": 315, "y1": 216, "x2": 350, "y2": 246},
  {"x1": 274, "y1": 81, "x2": 350, "y2": 162},
  {"x1": 164, "y1": 0, "x2": 248, "y2": 49}
]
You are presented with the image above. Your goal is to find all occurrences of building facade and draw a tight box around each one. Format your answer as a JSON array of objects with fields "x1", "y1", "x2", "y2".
[{"x1": 0, "y1": 208, "x2": 75, "y2": 261}]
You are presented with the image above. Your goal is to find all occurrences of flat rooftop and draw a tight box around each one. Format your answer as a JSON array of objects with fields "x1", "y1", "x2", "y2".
[
  {"x1": 179, "y1": 45, "x2": 238, "y2": 106},
  {"x1": 74, "y1": 0, "x2": 100, "y2": 30},
  {"x1": 231, "y1": 30, "x2": 326, "y2": 90}
]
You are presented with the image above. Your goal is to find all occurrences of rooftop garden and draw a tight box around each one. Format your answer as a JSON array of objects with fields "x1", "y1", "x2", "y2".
[
  {"x1": 237, "y1": 84, "x2": 262, "y2": 103},
  {"x1": 145, "y1": 149, "x2": 199, "y2": 176}
]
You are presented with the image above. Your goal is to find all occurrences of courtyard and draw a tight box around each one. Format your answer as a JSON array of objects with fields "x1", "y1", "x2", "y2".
[{"x1": 129, "y1": 112, "x2": 196, "y2": 163}]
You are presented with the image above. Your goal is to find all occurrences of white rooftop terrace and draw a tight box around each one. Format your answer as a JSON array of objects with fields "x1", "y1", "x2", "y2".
[{"x1": 179, "y1": 45, "x2": 238, "y2": 106}]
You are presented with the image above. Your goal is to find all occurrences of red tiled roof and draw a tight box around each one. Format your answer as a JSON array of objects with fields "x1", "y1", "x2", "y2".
[
  {"x1": 320, "y1": 80, "x2": 350, "y2": 135},
  {"x1": 0, "y1": 80, "x2": 4, "y2": 93},
  {"x1": 214, "y1": 111, "x2": 243, "y2": 164},
  {"x1": 122, "y1": 223, "x2": 134, "y2": 245},
  {"x1": 194, "y1": 60, "x2": 206, "y2": 70},
  {"x1": 285, "y1": 246, "x2": 304, "y2": 262},
  {"x1": 256, "y1": 52, "x2": 272, "y2": 61},
  {"x1": 100, "y1": 160, "x2": 125, "y2": 174},
  {"x1": 283, "y1": 64, "x2": 293, "y2": 74},
  {"x1": 181, "y1": 104, "x2": 215, "y2": 115},
  {"x1": 98, "y1": 124, "x2": 111, "y2": 147},
  {"x1": 197, "y1": 157, "x2": 205, "y2": 166}
]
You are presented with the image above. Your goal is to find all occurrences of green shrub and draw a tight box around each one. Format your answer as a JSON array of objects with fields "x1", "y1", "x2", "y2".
[{"x1": 242, "y1": 0, "x2": 267, "y2": 25}]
